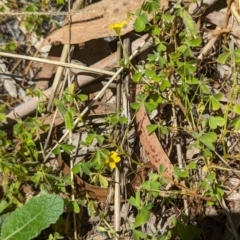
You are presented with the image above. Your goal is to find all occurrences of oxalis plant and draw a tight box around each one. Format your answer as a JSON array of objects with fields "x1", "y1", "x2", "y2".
[
  {"x1": 107, "y1": 0, "x2": 240, "y2": 239},
  {"x1": 1, "y1": 0, "x2": 240, "y2": 239}
]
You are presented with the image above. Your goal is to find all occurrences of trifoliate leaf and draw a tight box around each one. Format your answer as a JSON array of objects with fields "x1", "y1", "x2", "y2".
[
  {"x1": 143, "y1": 0, "x2": 160, "y2": 13},
  {"x1": 208, "y1": 116, "x2": 225, "y2": 129},
  {"x1": 160, "y1": 79, "x2": 171, "y2": 91},
  {"x1": 199, "y1": 132, "x2": 217, "y2": 151}
]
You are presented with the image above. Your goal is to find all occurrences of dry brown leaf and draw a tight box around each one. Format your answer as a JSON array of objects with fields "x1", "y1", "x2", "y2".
[
  {"x1": 206, "y1": 11, "x2": 240, "y2": 38},
  {"x1": 42, "y1": 0, "x2": 145, "y2": 45},
  {"x1": 57, "y1": 155, "x2": 154, "y2": 202},
  {"x1": 135, "y1": 87, "x2": 173, "y2": 179}
]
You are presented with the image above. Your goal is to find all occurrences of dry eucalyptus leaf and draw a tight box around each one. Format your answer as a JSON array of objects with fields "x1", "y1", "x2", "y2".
[
  {"x1": 42, "y1": 0, "x2": 145, "y2": 45},
  {"x1": 206, "y1": 11, "x2": 240, "y2": 39}
]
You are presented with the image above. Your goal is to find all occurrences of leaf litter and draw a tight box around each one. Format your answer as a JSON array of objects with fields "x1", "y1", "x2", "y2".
[{"x1": 1, "y1": 0, "x2": 240, "y2": 239}]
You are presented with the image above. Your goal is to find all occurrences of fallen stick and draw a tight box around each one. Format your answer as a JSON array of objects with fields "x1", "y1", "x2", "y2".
[{"x1": 3, "y1": 34, "x2": 152, "y2": 126}]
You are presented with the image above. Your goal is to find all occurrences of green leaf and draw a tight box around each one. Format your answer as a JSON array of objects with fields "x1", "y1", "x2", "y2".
[
  {"x1": 128, "y1": 191, "x2": 141, "y2": 208},
  {"x1": 119, "y1": 116, "x2": 128, "y2": 124},
  {"x1": 210, "y1": 97, "x2": 220, "y2": 111},
  {"x1": 199, "y1": 132, "x2": 217, "y2": 151},
  {"x1": 132, "y1": 229, "x2": 147, "y2": 240},
  {"x1": 128, "y1": 197, "x2": 139, "y2": 208},
  {"x1": 159, "y1": 56, "x2": 167, "y2": 68},
  {"x1": 52, "y1": 146, "x2": 60, "y2": 154},
  {"x1": 72, "y1": 201, "x2": 80, "y2": 214},
  {"x1": 152, "y1": 75, "x2": 161, "y2": 82},
  {"x1": 1, "y1": 194, "x2": 63, "y2": 240},
  {"x1": 0, "y1": 113, "x2": 6, "y2": 122},
  {"x1": 160, "y1": 79, "x2": 171, "y2": 91},
  {"x1": 234, "y1": 104, "x2": 240, "y2": 115},
  {"x1": 229, "y1": 117, "x2": 240, "y2": 131},
  {"x1": 199, "y1": 83, "x2": 211, "y2": 94},
  {"x1": 0, "y1": 200, "x2": 9, "y2": 214},
  {"x1": 206, "y1": 172, "x2": 216, "y2": 181},
  {"x1": 72, "y1": 163, "x2": 81, "y2": 174},
  {"x1": 77, "y1": 94, "x2": 87, "y2": 102},
  {"x1": 87, "y1": 200, "x2": 97, "y2": 217},
  {"x1": 189, "y1": 38, "x2": 202, "y2": 47},
  {"x1": 55, "y1": 99, "x2": 67, "y2": 118},
  {"x1": 98, "y1": 174, "x2": 108, "y2": 188},
  {"x1": 96, "y1": 135, "x2": 104, "y2": 144},
  {"x1": 145, "y1": 63, "x2": 154, "y2": 69},
  {"x1": 178, "y1": 169, "x2": 189, "y2": 178},
  {"x1": 214, "y1": 92, "x2": 223, "y2": 100},
  {"x1": 56, "y1": 0, "x2": 65, "y2": 4},
  {"x1": 152, "y1": 26, "x2": 160, "y2": 36},
  {"x1": 144, "y1": 102, "x2": 157, "y2": 112},
  {"x1": 91, "y1": 151, "x2": 100, "y2": 164},
  {"x1": 147, "y1": 53, "x2": 157, "y2": 61},
  {"x1": 25, "y1": 4, "x2": 37, "y2": 12},
  {"x1": 130, "y1": 102, "x2": 142, "y2": 111},
  {"x1": 82, "y1": 163, "x2": 91, "y2": 175},
  {"x1": 86, "y1": 134, "x2": 95, "y2": 144},
  {"x1": 60, "y1": 144, "x2": 75, "y2": 154},
  {"x1": 218, "y1": 52, "x2": 230, "y2": 64},
  {"x1": 0, "y1": 212, "x2": 11, "y2": 235},
  {"x1": 163, "y1": 12, "x2": 173, "y2": 22},
  {"x1": 134, "y1": 17, "x2": 146, "y2": 32},
  {"x1": 188, "y1": 161, "x2": 196, "y2": 170},
  {"x1": 64, "y1": 111, "x2": 73, "y2": 130},
  {"x1": 234, "y1": 49, "x2": 240, "y2": 63},
  {"x1": 145, "y1": 70, "x2": 156, "y2": 78},
  {"x1": 157, "y1": 43, "x2": 167, "y2": 52},
  {"x1": 134, "y1": 14, "x2": 148, "y2": 32},
  {"x1": 208, "y1": 116, "x2": 225, "y2": 129},
  {"x1": 143, "y1": 0, "x2": 160, "y2": 13},
  {"x1": 31, "y1": 173, "x2": 41, "y2": 184},
  {"x1": 146, "y1": 124, "x2": 158, "y2": 135},
  {"x1": 133, "y1": 209, "x2": 151, "y2": 228},
  {"x1": 235, "y1": 119, "x2": 240, "y2": 131},
  {"x1": 132, "y1": 72, "x2": 143, "y2": 83}
]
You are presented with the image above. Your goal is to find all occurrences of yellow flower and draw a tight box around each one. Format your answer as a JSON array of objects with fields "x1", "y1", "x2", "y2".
[
  {"x1": 109, "y1": 20, "x2": 127, "y2": 35},
  {"x1": 104, "y1": 151, "x2": 121, "y2": 169}
]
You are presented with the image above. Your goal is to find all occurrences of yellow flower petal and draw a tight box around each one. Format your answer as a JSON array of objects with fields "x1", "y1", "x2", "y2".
[
  {"x1": 104, "y1": 151, "x2": 121, "y2": 169},
  {"x1": 114, "y1": 156, "x2": 121, "y2": 163},
  {"x1": 109, "y1": 20, "x2": 126, "y2": 35},
  {"x1": 109, "y1": 162, "x2": 116, "y2": 169},
  {"x1": 109, "y1": 151, "x2": 117, "y2": 158}
]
